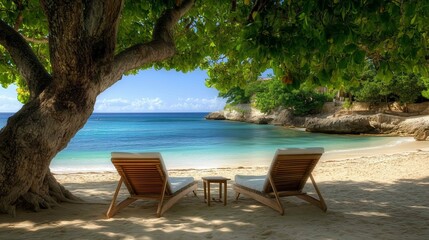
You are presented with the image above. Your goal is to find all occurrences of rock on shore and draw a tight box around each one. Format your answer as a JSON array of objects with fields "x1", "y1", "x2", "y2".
[
  {"x1": 205, "y1": 103, "x2": 429, "y2": 140},
  {"x1": 205, "y1": 112, "x2": 226, "y2": 120}
]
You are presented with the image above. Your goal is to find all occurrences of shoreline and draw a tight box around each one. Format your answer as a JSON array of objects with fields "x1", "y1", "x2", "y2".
[
  {"x1": 51, "y1": 139, "x2": 429, "y2": 175},
  {"x1": 322, "y1": 138, "x2": 429, "y2": 160}
]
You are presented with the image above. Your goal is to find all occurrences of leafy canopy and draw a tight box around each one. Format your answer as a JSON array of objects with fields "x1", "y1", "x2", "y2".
[{"x1": 1, "y1": 0, "x2": 429, "y2": 102}]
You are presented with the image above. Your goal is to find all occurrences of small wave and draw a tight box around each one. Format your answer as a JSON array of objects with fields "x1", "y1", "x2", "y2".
[
  {"x1": 51, "y1": 165, "x2": 115, "y2": 174},
  {"x1": 326, "y1": 137, "x2": 415, "y2": 154}
]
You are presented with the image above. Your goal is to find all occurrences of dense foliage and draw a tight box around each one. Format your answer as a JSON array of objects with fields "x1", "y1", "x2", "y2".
[
  {"x1": 220, "y1": 78, "x2": 329, "y2": 116},
  {"x1": 1, "y1": 1, "x2": 429, "y2": 104},
  {"x1": 353, "y1": 73, "x2": 426, "y2": 104},
  {"x1": 203, "y1": 0, "x2": 429, "y2": 94},
  {"x1": 218, "y1": 87, "x2": 251, "y2": 105}
]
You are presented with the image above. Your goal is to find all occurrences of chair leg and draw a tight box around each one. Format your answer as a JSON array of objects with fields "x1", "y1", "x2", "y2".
[
  {"x1": 156, "y1": 179, "x2": 169, "y2": 217},
  {"x1": 106, "y1": 178, "x2": 137, "y2": 218},
  {"x1": 268, "y1": 175, "x2": 284, "y2": 215},
  {"x1": 157, "y1": 183, "x2": 198, "y2": 217},
  {"x1": 235, "y1": 192, "x2": 240, "y2": 200},
  {"x1": 310, "y1": 174, "x2": 327, "y2": 211},
  {"x1": 233, "y1": 184, "x2": 283, "y2": 215},
  {"x1": 296, "y1": 174, "x2": 327, "y2": 212}
]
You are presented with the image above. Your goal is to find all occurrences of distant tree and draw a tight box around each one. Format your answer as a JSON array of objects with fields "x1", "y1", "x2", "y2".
[
  {"x1": 254, "y1": 77, "x2": 287, "y2": 113},
  {"x1": 284, "y1": 89, "x2": 328, "y2": 116},
  {"x1": 390, "y1": 74, "x2": 426, "y2": 104},
  {"x1": 354, "y1": 73, "x2": 426, "y2": 108},
  {"x1": 354, "y1": 80, "x2": 387, "y2": 103},
  {"x1": 252, "y1": 78, "x2": 328, "y2": 115},
  {"x1": 218, "y1": 87, "x2": 251, "y2": 105}
]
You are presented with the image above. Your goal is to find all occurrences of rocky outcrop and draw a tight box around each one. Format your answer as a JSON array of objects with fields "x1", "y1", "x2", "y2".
[
  {"x1": 206, "y1": 104, "x2": 276, "y2": 124},
  {"x1": 205, "y1": 112, "x2": 226, "y2": 120},
  {"x1": 305, "y1": 113, "x2": 429, "y2": 137},
  {"x1": 396, "y1": 116, "x2": 429, "y2": 139},
  {"x1": 206, "y1": 102, "x2": 429, "y2": 140},
  {"x1": 305, "y1": 115, "x2": 377, "y2": 134}
]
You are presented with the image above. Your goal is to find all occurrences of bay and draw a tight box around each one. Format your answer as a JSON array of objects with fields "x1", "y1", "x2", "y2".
[{"x1": 0, "y1": 112, "x2": 411, "y2": 172}]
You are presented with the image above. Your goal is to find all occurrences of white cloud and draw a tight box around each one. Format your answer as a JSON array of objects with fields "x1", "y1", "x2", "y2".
[
  {"x1": 170, "y1": 97, "x2": 226, "y2": 111},
  {"x1": 0, "y1": 96, "x2": 23, "y2": 112},
  {"x1": 0, "y1": 94, "x2": 227, "y2": 113},
  {"x1": 95, "y1": 97, "x2": 165, "y2": 112},
  {"x1": 95, "y1": 97, "x2": 226, "y2": 112}
]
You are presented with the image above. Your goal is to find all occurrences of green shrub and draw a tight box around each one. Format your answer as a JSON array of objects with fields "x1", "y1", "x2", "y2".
[
  {"x1": 219, "y1": 77, "x2": 329, "y2": 116},
  {"x1": 218, "y1": 87, "x2": 251, "y2": 105},
  {"x1": 253, "y1": 78, "x2": 328, "y2": 116},
  {"x1": 285, "y1": 89, "x2": 328, "y2": 116},
  {"x1": 342, "y1": 98, "x2": 352, "y2": 110},
  {"x1": 353, "y1": 73, "x2": 426, "y2": 104}
]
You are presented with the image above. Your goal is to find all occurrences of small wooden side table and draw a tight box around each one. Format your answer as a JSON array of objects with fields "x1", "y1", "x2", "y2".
[{"x1": 202, "y1": 176, "x2": 231, "y2": 206}]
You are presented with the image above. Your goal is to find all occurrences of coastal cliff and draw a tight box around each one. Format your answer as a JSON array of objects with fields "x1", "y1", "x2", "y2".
[{"x1": 206, "y1": 102, "x2": 429, "y2": 140}]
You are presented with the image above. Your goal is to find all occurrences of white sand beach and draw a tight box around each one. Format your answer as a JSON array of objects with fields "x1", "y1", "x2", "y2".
[{"x1": 1, "y1": 141, "x2": 428, "y2": 240}]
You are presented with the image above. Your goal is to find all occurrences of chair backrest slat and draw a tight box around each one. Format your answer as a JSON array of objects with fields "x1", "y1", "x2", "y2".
[
  {"x1": 111, "y1": 152, "x2": 172, "y2": 195},
  {"x1": 263, "y1": 148, "x2": 324, "y2": 193}
]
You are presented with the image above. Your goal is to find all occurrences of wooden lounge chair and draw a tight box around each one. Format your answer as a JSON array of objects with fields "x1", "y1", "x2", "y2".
[
  {"x1": 106, "y1": 152, "x2": 197, "y2": 218},
  {"x1": 233, "y1": 148, "x2": 327, "y2": 215}
]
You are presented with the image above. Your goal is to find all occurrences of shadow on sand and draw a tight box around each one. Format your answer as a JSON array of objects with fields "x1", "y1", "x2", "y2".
[{"x1": 0, "y1": 176, "x2": 428, "y2": 239}]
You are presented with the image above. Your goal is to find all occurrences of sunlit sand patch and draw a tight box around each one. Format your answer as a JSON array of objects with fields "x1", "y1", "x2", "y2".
[
  {"x1": 409, "y1": 205, "x2": 429, "y2": 210},
  {"x1": 347, "y1": 211, "x2": 390, "y2": 217}
]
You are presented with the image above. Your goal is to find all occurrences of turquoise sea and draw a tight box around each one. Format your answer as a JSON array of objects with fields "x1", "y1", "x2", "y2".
[{"x1": 0, "y1": 112, "x2": 411, "y2": 172}]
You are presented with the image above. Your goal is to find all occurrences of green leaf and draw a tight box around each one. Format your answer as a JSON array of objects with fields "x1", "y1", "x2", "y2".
[
  {"x1": 353, "y1": 50, "x2": 365, "y2": 64},
  {"x1": 344, "y1": 44, "x2": 357, "y2": 53},
  {"x1": 338, "y1": 58, "x2": 348, "y2": 69}
]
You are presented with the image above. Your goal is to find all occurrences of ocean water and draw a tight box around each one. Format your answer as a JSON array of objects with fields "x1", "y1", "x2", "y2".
[{"x1": 0, "y1": 112, "x2": 411, "y2": 172}]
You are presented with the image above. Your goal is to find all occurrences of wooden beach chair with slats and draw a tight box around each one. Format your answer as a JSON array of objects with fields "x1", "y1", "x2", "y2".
[
  {"x1": 106, "y1": 152, "x2": 197, "y2": 218},
  {"x1": 233, "y1": 148, "x2": 327, "y2": 215}
]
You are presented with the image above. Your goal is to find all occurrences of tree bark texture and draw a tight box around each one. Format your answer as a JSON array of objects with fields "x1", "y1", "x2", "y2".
[{"x1": 0, "y1": 0, "x2": 193, "y2": 215}]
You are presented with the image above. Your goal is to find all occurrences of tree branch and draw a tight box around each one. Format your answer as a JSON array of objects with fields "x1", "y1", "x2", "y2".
[
  {"x1": 248, "y1": 0, "x2": 269, "y2": 22},
  {"x1": 41, "y1": 0, "x2": 125, "y2": 84},
  {"x1": 40, "y1": 0, "x2": 87, "y2": 78},
  {"x1": 21, "y1": 35, "x2": 49, "y2": 44},
  {"x1": 83, "y1": 0, "x2": 124, "y2": 68},
  {"x1": 83, "y1": 0, "x2": 123, "y2": 45},
  {"x1": 102, "y1": 0, "x2": 194, "y2": 92},
  {"x1": 0, "y1": 20, "x2": 52, "y2": 99},
  {"x1": 13, "y1": 0, "x2": 24, "y2": 30},
  {"x1": 12, "y1": 0, "x2": 49, "y2": 44}
]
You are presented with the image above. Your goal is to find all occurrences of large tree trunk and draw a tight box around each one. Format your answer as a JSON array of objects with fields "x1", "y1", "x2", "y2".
[
  {"x1": 0, "y1": 87, "x2": 95, "y2": 215},
  {"x1": 0, "y1": 0, "x2": 194, "y2": 215}
]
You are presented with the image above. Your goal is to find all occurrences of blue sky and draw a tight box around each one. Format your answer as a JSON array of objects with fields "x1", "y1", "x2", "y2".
[{"x1": 0, "y1": 69, "x2": 226, "y2": 113}]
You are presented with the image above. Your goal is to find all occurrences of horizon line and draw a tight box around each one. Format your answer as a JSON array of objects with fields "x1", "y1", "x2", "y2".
[{"x1": 0, "y1": 111, "x2": 214, "y2": 114}]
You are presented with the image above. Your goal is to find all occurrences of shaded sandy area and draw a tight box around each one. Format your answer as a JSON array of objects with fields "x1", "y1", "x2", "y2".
[{"x1": 1, "y1": 141, "x2": 428, "y2": 239}]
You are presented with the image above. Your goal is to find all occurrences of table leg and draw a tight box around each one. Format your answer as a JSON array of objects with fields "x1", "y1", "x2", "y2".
[
  {"x1": 203, "y1": 181, "x2": 207, "y2": 203},
  {"x1": 224, "y1": 182, "x2": 227, "y2": 206},
  {"x1": 219, "y1": 182, "x2": 222, "y2": 200},
  {"x1": 207, "y1": 182, "x2": 211, "y2": 206}
]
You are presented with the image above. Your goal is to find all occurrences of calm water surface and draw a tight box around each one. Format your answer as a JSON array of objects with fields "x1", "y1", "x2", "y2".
[{"x1": 0, "y1": 112, "x2": 411, "y2": 172}]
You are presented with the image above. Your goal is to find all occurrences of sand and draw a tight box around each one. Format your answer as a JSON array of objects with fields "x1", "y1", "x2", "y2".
[{"x1": 1, "y1": 141, "x2": 429, "y2": 240}]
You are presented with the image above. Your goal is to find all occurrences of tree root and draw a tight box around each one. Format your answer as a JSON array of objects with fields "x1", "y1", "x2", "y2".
[
  {"x1": 20, "y1": 192, "x2": 54, "y2": 212},
  {"x1": 14, "y1": 169, "x2": 84, "y2": 213},
  {"x1": 46, "y1": 170, "x2": 82, "y2": 203},
  {"x1": 0, "y1": 201, "x2": 17, "y2": 217}
]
